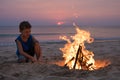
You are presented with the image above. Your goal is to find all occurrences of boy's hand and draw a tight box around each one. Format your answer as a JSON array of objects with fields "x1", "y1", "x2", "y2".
[
  {"x1": 38, "y1": 58, "x2": 42, "y2": 62},
  {"x1": 31, "y1": 57, "x2": 37, "y2": 63}
]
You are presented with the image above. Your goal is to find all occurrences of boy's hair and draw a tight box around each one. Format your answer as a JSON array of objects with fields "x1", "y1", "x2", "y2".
[{"x1": 19, "y1": 21, "x2": 32, "y2": 32}]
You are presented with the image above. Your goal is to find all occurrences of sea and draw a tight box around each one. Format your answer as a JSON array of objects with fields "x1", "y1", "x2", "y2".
[{"x1": 0, "y1": 25, "x2": 120, "y2": 47}]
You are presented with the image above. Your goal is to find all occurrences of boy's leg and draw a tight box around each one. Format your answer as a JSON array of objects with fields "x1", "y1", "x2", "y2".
[
  {"x1": 34, "y1": 42, "x2": 42, "y2": 61},
  {"x1": 17, "y1": 55, "x2": 27, "y2": 63}
]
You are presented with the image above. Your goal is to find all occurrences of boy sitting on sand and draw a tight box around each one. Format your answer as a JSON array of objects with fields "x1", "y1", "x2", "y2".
[{"x1": 15, "y1": 21, "x2": 42, "y2": 63}]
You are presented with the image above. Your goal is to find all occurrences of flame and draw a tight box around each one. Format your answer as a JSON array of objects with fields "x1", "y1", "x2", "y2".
[{"x1": 59, "y1": 25, "x2": 110, "y2": 70}]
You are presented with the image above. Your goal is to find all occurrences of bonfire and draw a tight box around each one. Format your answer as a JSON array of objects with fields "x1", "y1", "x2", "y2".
[{"x1": 59, "y1": 24, "x2": 110, "y2": 70}]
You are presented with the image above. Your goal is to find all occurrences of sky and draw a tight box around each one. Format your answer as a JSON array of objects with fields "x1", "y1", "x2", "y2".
[{"x1": 0, "y1": 0, "x2": 120, "y2": 26}]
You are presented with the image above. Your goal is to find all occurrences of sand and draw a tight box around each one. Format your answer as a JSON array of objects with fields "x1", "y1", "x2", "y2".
[{"x1": 0, "y1": 40, "x2": 120, "y2": 80}]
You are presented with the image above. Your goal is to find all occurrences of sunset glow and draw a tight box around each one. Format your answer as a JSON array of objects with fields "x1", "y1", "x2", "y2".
[
  {"x1": 0, "y1": 0, "x2": 120, "y2": 26},
  {"x1": 57, "y1": 21, "x2": 65, "y2": 25}
]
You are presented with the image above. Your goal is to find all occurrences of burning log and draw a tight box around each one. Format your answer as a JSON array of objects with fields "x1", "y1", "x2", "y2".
[
  {"x1": 73, "y1": 45, "x2": 83, "y2": 69},
  {"x1": 64, "y1": 45, "x2": 94, "y2": 70},
  {"x1": 75, "y1": 45, "x2": 95, "y2": 70},
  {"x1": 63, "y1": 45, "x2": 83, "y2": 68},
  {"x1": 64, "y1": 57, "x2": 74, "y2": 67}
]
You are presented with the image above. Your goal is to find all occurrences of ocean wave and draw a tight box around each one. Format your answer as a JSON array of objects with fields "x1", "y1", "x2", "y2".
[
  {"x1": 0, "y1": 38, "x2": 120, "y2": 47},
  {"x1": 0, "y1": 42, "x2": 16, "y2": 46},
  {"x1": 0, "y1": 33, "x2": 74, "y2": 37}
]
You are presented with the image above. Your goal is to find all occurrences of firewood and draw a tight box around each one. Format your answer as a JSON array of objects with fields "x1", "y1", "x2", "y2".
[{"x1": 73, "y1": 45, "x2": 82, "y2": 69}]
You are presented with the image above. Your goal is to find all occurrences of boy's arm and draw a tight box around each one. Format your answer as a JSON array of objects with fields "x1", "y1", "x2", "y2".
[
  {"x1": 32, "y1": 36, "x2": 42, "y2": 61},
  {"x1": 15, "y1": 40, "x2": 37, "y2": 62},
  {"x1": 32, "y1": 36, "x2": 39, "y2": 44}
]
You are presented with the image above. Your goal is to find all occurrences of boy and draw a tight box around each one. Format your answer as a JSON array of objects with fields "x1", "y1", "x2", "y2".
[{"x1": 15, "y1": 21, "x2": 42, "y2": 63}]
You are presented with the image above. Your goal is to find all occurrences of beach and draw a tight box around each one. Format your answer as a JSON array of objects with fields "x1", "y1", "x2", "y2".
[
  {"x1": 1, "y1": 0, "x2": 120, "y2": 79},
  {"x1": 0, "y1": 39, "x2": 120, "y2": 80}
]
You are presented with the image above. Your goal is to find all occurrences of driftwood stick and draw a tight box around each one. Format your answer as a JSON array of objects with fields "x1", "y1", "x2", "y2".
[
  {"x1": 73, "y1": 45, "x2": 82, "y2": 69},
  {"x1": 64, "y1": 57, "x2": 74, "y2": 67}
]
